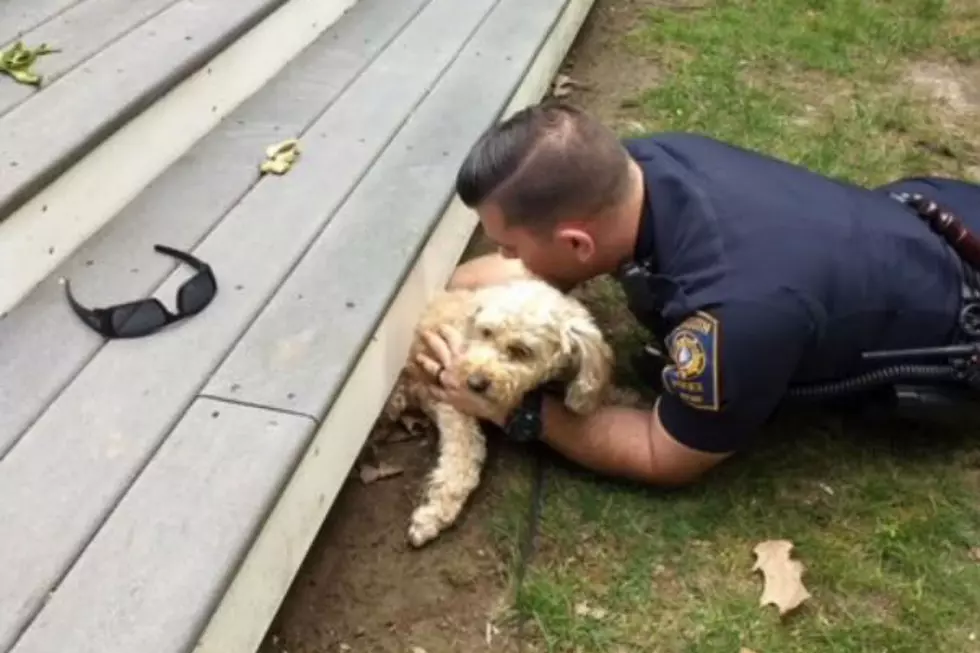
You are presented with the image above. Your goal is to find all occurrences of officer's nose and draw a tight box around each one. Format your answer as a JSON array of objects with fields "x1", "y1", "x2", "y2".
[{"x1": 467, "y1": 374, "x2": 491, "y2": 394}]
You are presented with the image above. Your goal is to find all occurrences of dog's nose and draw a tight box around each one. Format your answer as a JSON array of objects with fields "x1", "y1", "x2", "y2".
[{"x1": 467, "y1": 374, "x2": 491, "y2": 393}]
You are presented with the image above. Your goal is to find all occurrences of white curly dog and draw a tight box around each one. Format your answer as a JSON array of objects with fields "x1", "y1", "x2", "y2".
[{"x1": 382, "y1": 278, "x2": 615, "y2": 547}]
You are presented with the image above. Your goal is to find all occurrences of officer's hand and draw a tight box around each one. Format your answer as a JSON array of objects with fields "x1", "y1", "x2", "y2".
[{"x1": 415, "y1": 325, "x2": 510, "y2": 426}]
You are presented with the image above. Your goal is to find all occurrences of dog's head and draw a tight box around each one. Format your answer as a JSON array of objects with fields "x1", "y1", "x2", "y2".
[{"x1": 456, "y1": 279, "x2": 614, "y2": 415}]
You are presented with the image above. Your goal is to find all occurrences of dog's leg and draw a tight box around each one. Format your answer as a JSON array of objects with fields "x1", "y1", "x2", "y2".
[{"x1": 408, "y1": 402, "x2": 486, "y2": 547}]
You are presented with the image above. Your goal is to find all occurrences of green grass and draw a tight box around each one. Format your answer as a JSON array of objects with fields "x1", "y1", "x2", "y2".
[
  {"x1": 487, "y1": 0, "x2": 980, "y2": 651},
  {"x1": 492, "y1": 417, "x2": 980, "y2": 652},
  {"x1": 625, "y1": 0, "x2": 980, "y2": 185}
]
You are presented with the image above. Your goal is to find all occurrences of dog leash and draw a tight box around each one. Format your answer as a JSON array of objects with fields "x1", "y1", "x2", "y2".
[{"x1": 512, "y1": 443, "x2": 548, "y2": 651}]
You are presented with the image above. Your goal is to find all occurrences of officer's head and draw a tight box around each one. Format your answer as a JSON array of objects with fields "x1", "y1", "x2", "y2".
[{"x1": 456, "y1": 101, "x2": 641, "y2": 288}]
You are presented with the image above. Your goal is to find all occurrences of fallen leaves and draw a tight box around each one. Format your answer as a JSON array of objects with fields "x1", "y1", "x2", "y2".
[
  {"x1": 752, "y1": 540, "x2": 811, "y2": 616},
  {"x1": 574, "y1": 600, "x2": 608, "y2": 620},
  {"x1": 260, "y1": 138, "x2": 300, "y2": 175},
  {"x1": 817, "y1": 481, "x2": 835, "y2": 496},
  {"x1": 484, "y1": 621, "x2": 500, "y2": 646},
  {"x1": 0, "y1": 41, "x2": 59, "y2": 86},
  {"x1": 358, "y1": 461, "x2": 403, "y2": 484},
  {"x1": 388, "y1": 414, "x2": 431, "y2": 442},
  {"x1": 969, "y1": 546, "x2": 980, "y2": 563},
  {"x1": 550, "y1": 73, "x2": 591, "y2": 99}
]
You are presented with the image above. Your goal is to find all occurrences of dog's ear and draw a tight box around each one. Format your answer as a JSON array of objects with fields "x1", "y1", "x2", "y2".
[{"x1": 559, "y1": 315, "x2": 614, "y2": 414}]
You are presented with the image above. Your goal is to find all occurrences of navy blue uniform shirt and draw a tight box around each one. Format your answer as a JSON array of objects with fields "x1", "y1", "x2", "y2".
[{"x1": 620, "y1": 133, "x2": 980, "y2": 454}]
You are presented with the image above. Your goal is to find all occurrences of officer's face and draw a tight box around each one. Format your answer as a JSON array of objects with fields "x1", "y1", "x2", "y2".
[{"x1": 478, "y1": 203, "x2": 598, "y2": 289}]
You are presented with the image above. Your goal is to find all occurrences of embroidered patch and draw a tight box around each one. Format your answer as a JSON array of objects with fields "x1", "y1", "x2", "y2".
[{"x1": 660, "y1": 311, "x2": 721, "y2": 411}]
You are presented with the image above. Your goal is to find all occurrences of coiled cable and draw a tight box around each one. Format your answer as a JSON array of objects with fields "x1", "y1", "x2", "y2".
[{"x1": 786, "y1": 363, "x2": 959, "y2": 399}]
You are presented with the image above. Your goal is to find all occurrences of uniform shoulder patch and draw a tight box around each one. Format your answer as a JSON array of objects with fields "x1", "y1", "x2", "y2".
[{"x1": 660, "y1": 311, "x2": 721, "y2": 411}]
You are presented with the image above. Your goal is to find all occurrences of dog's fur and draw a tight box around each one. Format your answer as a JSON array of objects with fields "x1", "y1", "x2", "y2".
[{"x1": 382, "y1": 278, "x2": 615, "y2": 547}]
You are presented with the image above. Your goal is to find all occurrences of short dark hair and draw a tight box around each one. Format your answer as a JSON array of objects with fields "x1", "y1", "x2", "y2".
[{"x1": 455, "y1": 101, "x2": 632, "y2": 231}]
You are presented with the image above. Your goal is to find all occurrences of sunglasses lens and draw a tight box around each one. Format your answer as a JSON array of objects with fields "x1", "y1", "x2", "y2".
[
  {"x1": 72, "y1": 304, "x2": 105, "y2": 333},
  {"x1": 110, "y1": 301, "x2": 169, "y2": 337},
  {"x1": 177, "y1": 272, "x2": 216, "y2": 315}
]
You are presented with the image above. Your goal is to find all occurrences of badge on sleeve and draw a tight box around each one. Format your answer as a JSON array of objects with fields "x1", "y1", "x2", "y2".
[{"x1": 660, "y1": 311, "x2": 720, "y2": 411}]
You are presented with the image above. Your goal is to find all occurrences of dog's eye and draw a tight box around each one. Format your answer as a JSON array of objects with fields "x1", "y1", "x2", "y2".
[
  {"x1": 480, "y1": 327, "x2": 493, "y2": 339},
  {"x1": 507, "y1": 343, "x2": 532, "y2": 360}
]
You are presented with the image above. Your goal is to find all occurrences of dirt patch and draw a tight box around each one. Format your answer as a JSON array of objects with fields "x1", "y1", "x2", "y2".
[
  {"x1": 259, "y1": 431, "x2": 527, "y2": 653},
  {"x1": 904, "y1": 60, "x2": 980, "y2": 179},
  {"x1": 556, "y1": 0, "x2": 673, "y2": 132},
  {"x1": 905, "y1": 61, "x2": 980, "y2": 115}
]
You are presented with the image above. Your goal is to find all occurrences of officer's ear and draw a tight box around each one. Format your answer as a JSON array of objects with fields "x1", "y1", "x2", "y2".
[{"x1": 554, "y1": 226, "x2": 596, "y2": 262}]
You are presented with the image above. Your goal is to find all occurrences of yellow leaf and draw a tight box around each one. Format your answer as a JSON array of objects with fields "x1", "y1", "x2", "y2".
[
  {"x1": 0, "y1": 40, "x2": 57, "y2": 87},
  {"x1": 752, "y1": 539, "x2": 811, "y2": 616},
  {"x1": 259, "y1": 138, "x2": 301, "y2": 175}
]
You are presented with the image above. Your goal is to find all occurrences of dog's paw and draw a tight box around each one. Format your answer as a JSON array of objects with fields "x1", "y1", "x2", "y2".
[{"x1": 407, "y1": 505, "x2": 443, "y2": 548}]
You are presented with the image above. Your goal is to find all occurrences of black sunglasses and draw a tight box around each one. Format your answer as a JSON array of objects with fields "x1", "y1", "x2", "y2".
[{"x1": 64, "y1": 244, "x2": 218, "y2": 339}]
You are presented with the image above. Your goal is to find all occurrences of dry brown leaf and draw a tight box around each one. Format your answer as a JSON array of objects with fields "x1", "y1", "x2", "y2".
[
  {"x1": 400, "y1": 414, "x2": 428, "y2": 434},
  {"x1": 969, "y1": 546, "x2": 980, "y2": 562},
  {"x1": 551, "y1": 74, "x2": 590, "y2": 98},
  {"x1": 752, "y1": 540, "x2": 811, "y2": 616},
  {"x1": 358, "y1": 461, "x2": 403, "y2": 484},
  {"x1": 381, "y1": 414, "x2": 430, "y2": 443},
  {"x1": 817, "y1": 482, "x2": 835, "y2": 496},
  {"x1": 384, "y1": 429, "x2": 424, "y2": 444},
  {"x1": 740, "y1": 648, "x2": 758, "y2": 653},
  {"x1": 484, "y1": 621, "x2": 501, "y2": 646},
  {"x1": 574, "y1": 601, "x2": 608, "y2": 620}
]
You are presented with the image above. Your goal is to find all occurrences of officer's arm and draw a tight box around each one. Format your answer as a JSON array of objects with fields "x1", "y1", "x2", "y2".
[
  {"x1": 536, "y1": 394, "x2": 732, "y2": 486},
  {"x1": 535, "y1": 298, "x2": 816, "y2": 486}
]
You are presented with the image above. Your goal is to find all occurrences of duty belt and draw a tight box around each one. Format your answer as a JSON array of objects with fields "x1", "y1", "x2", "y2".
[
  {"x1": 782, "y1": 192, "x2": 980, "y2": 400},
  {"x1": 889, "y1": 191, "x2": 980, "y2": 340}
]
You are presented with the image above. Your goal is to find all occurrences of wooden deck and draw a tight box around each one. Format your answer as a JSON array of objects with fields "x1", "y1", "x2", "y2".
[{"x1": 0, "y1": 0, "x2": 595, "y2": 651}]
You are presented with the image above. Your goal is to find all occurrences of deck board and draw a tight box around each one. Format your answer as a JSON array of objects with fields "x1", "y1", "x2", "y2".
[
  {"x1": 0, "y1": 0, "x2": 289, "y2": 221},
  {"x1": 9, "y1": 399, "x2": 313, "y2": 653},
  {"x1": 203, "y1": 0, "x2": 575, "y2": 420},
  {"x1": 0, "y1": 0, "x2": 184, "y2": 118},
  {"x1": 0, "y1": 0, "x2": 501, "y2": 647},
  {"x1": 0, "y1": 0, "x2": 430, "y2": 458},
  {"x1": 0, "y1": 0, "x2": 81, "y2": 46}
]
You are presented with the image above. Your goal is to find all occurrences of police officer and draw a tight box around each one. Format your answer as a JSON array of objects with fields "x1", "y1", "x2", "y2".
[{"x1": 415, "y1": 100, "x2": 980, "y2": 487}]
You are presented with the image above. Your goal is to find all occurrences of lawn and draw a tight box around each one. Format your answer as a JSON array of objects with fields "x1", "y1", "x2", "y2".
[{"x1": 485, "y1": 0, "x2": 980, "y2": 651}]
